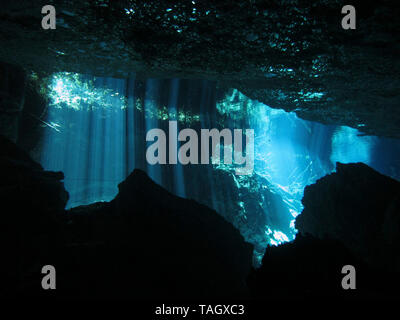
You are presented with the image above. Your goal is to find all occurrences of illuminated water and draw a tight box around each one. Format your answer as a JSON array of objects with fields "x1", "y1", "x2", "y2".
[{"x1": 39, "y1": 73, "x2": 400, "y2": 262}]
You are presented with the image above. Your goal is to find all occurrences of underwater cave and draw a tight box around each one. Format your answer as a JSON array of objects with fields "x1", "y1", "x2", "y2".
[
  {"x1": 37, "y1": 72, "x2": 400, "y2": 265},
  {"x1": 1, "y1": 0, "x2": 400, "y2": 307}
]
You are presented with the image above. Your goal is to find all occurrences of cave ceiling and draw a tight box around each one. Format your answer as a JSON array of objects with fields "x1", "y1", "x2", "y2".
[{"x1": 0, "y1": 0, "x2": 399, "y2": 138}]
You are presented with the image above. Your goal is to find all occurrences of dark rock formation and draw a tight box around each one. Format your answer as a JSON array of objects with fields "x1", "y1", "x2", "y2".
[
  {"x1": 1, "y1": 1, "x2": 399, "y2": 138},
  {"x1": 0, "y1": 62, "x2": 27, "y2": 141},
  {"x1": 249, "y1": 162, "x2": 400, "y2": 299},
  {"x1": 16, "y1": 73, "x2": 49, "y2": 162},
  {"x1": 296, "y1": 162, "x2": 400, "y2": 272},
  {"x1": 177, "y1": 164, "x2": 294, "y2": 260},
  {"x1": 56, "y1": 169, "x2": 253, "y2": 299},
  {"x1": 0, "y1": 135, "x2": 253, "y2": 299},
  {"x1": 248, "y1": 234, "x2": 363, "y2": 298},
  {"x1": 0, "y1": 62, "x2": 49, "y2": 159},
  {"x1": 248, "y1": 234, "x2": 400, "y2": 299},
  {"x1": 0, "y1": 135, "x2": 68, "y2": 297}
]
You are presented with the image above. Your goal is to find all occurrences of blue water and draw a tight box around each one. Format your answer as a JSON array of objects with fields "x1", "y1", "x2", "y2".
[
  {"x1": 40, "y1": 73, "x2": 400, "y2": 257},
  {"x1": 246, "y1": 102, "x2": 400, "y2": 242}
]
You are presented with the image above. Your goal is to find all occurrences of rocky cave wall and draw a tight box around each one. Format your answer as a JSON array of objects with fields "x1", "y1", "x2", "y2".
[
  {"x1": 2, "y1": 133, "x2": 400, "y2": 299},
  {"x1": 1, "y1": 0, "x2": 400, "y2": 300},
  {"x1": 297, "y1": 162, "x2": 400, "y2": 272},
  {"x1": 0, "y1": 0, "x2": 399, "y2": 138},
  {"x1": 0, "y1": 62, "x2": 48, "y2": 161},
  {"x1": 0, "y1": 134, "x2": 253, "y2": 298},
  {"x1": 248, "y1": 162, "x2": 400, "y2": 298}
]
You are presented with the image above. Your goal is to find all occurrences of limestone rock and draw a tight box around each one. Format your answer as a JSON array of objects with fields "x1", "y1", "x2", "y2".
[
  {"x1": 296, "y1": 162, "x2": 400, "y2": 272},
  {"x1": 0, "y1": 1, "x2": 399, "y2": 137}
]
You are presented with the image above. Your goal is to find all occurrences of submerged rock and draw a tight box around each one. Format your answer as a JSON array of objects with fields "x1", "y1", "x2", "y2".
[
  {"x1": 0, "y1": 136, "x2": 253, "y2": 299},
  {"x1": 248, "y1": 234, "x2": 362, "y2": 298},
  {"x1": 297, "y1": 162, "x2": 400, "y2": 272},
  {"x1": 248, "y1": 233, "x2": 400, "y2": 299},
  {"x1": 248, "y1": 162, "x2": 400, "y2": 299},
  {"x1": 0, "y1": 62, "x2": 27, "y2": 142},
  {"x1": 0, "y1": 61, "x2": 50, "y2": 160},
  {"x1": 58, "y1": 169, "x2": 253, "y2": 299},
  {"x1": 0, "y1": 135, "x2": 68, "y2": 297},
  {"x1": 0, "y1": 1, "x2": 399, "y2": 138}
]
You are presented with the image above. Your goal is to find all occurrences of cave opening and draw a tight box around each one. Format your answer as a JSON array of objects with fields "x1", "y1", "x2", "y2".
[{"x1": 38, "y1": 71, "x2": 400, "y2": 264}]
